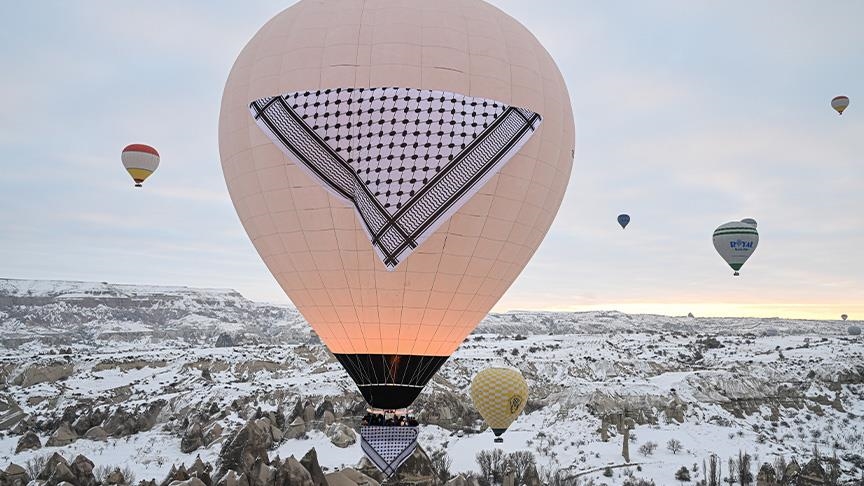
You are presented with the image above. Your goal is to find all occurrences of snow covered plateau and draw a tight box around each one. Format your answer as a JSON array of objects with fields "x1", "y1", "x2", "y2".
[{"x1": 1, "y1": 278, "x2": 863, "y2": 485}]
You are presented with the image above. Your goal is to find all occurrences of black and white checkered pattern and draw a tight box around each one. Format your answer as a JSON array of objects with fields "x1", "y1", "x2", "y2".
[
  {"x1": 360, "y1": 425, "x2": 418, "y2": 478},
  {"x1": 250, "y1": 87, "x2": 541, "y2": 269}
]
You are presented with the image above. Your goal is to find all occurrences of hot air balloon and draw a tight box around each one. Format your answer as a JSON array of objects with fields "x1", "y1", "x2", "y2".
[
  {"x1": 712, "y1": 221, "x2": 759, "y2": 276},
  {"x1": 617, "y1": 214, "x2": 630, "y2": 229},
  {"x1": 740, "y1": 218, "x2": 757, "y2": 228},
  {"x1": 121, "y1": 144, "x2": 159, "y2": 187},
  {"x1": 831, "y1": 96, "x2": 849, "y2": 115},
  {"x1": 841, "y1": 314, "x2": 848, "y2": 321},
  {"x1": 470, "y1": 367, "x2": 528, "y2": 443},
  {"x1": 218, "y1": 0, "x2": 573, "y2": 476}
]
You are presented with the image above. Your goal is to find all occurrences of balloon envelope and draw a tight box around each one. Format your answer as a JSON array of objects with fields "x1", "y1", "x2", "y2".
[
  {"x1": 712, "y1": 221, "x2": 759, "y2": 276},
  {"x1": 617, "y1": 214, "x2": 630, "y2": 229},
  {"x1": 470, "y1": 367, "x2": 528, "y2": 439},
  {"x1": 831, "y1": 96, "x2": 849, "y2": 115},
  {"x1": 121, "y1": 144, "x2": 159, "y2": 187},
  {"x1": 218, "y1": 0, "x2": 574, "y2": 410},
  {"x1": 841, "y1": 314, "x2": 848, "y2": 321},
  {"x1": 740, "y1": 218, "x2": 757, "y2": 228}
]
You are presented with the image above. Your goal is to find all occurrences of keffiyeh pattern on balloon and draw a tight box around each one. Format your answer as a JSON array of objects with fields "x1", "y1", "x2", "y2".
[
  {"x1": 360, "y1": 425, "x2": 418, "y2": 477},
  {"x1": 250, "y1": 87, "x2": 541, "y2": 269}
]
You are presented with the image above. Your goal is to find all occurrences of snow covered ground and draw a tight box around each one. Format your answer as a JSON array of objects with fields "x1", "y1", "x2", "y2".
[
  {"x1": 2, "y1": 279, "x2": 863, "y2": 484},
  {"x1": 1, "y1": 331, "x2": 861, "y2": 484}
]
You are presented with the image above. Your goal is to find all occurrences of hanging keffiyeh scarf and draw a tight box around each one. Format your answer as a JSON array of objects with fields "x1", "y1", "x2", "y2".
[{"x1": 360, "y1": 425, "x2": 419, "y2": 478}]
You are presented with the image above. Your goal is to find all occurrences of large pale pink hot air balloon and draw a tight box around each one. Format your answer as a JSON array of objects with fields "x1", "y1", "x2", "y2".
[{"x1": 219, "y1": 0, "x2": 574, "y2": 411}]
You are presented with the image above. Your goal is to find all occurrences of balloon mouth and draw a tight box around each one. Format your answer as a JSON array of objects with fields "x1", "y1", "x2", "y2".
[{"x1": 335, "y1": 353, "x2": 449, "y2": 409}]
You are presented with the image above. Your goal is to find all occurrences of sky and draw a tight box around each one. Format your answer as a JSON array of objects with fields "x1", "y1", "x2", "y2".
[{"x1": 1, "y1": 1, "x2": 863, "y2": 320}]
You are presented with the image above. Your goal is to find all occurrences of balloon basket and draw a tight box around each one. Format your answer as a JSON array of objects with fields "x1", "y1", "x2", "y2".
[
  {"x1": 361, "y1": 408, "x2": 418, "y2": 427},
  {"x1": 494, "y1": 437, "x2": 503, "y2": 443},
  {"x1": 134, "y1": 183, "x2": 142, "y2": 188},
  {"x1": 733, "y1": 271, "x2": 740, "y2": 277}
]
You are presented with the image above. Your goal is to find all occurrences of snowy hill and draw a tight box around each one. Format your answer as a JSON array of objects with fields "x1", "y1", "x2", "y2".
[
  {"x1": 476, "y1": 309, "x2": 855, "y2": 336},
  {"x1": 0, "y1": 278, "x2": 311, "y2": 347},
  {"x1": 1, "y1": 278, "x2": 856, "y2": 350}
]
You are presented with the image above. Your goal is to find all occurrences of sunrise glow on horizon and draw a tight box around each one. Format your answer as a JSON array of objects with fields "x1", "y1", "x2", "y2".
[{"x1": 492, "y1": 302, "x2": 861, "y2": 321}]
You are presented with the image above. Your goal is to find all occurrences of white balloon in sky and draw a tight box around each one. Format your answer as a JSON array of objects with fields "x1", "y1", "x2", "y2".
[{"x1": 713, "y1": 221, "x2": 759, "y2": 276}]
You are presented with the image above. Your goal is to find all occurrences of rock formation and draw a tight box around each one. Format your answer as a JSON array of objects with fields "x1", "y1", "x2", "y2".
[
  {"x1": 326, "y1": 423, "x2": 356, "y2": 448},
  {"x1": 46, "y1": 422, "x2": 78, "y2": 447},
  {"x1": 14, "y1": 430, "x2": 41, "y2": 453}
]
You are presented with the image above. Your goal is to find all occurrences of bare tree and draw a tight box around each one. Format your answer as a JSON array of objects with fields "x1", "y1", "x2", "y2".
[
  {"x1": 430, "y1": 448, "x2": 452, "y2": 483},
  {"x1": 667, "y1": 439, "x2": 683, "y2": 454},
  {"x1": 737, "y1": 451, "x2": 752, "y2": 486},
  {"x1": 725, "y1": 458, "x2": 737, "y2": 484},
  {"x1": 506, "y1": 450, "x2": 537, "y2": 485},
  {"x1": 476, "y1": 449, "x2": 506, "y2": 484},
  {"x1": 539, "y1": 467, "x2": 575, "y2": 486},
  {"x1": 474, "y1": 451, "x2": 492, "y2": 481},
  {"x1": 638, "y1": 441, "x2": 658, "y2": 456},
  {"x1": 827, "y1": 449, "x2": 841, "y2": 486},
  {"x1": 24, "y1": 456, "x2": 48, "y2": 480},
  {"x1": 708, "y1": 454, "x2": 721, "y2": 486}
]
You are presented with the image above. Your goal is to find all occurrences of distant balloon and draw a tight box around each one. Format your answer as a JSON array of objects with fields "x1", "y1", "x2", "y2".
[
  {"x1": 841, "y1": 314, "x2": 848, "y2": 321},
  {"x1": 121, "y1": 144, "x2": 159, "y2": 187},
  {"x1": 617, "y1": 214, "x2": 630, "y2": 229},
  {"x1": 740, "y1": 218, "x2": 757, "y2": 228},
  {"x1": 713, "y1": 221, "x2": 759, "y2": 276},
  {"x1": 471, "y1": 367, "x2": 528, "y2": 443},
  {"x1": 849, "y1": 325, "x2": 861, "y2": 336},
  {"x1": 831, "y1": 96, "x2": 849, "y2": 115}
]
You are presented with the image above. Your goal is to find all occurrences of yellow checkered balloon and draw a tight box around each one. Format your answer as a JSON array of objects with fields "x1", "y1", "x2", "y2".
[{"x1": 470, "y1": 367, "x2": 528, "y2": 438}]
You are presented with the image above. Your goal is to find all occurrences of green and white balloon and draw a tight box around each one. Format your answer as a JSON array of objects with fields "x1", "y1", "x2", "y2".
[{"x1": 713, "y1": 221, "x2": 759, "y2": 276}]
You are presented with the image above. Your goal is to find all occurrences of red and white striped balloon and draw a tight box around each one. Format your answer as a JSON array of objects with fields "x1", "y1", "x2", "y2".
[{"x1": 121, "y1": 144, "x2": 160, "y2": 187}]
